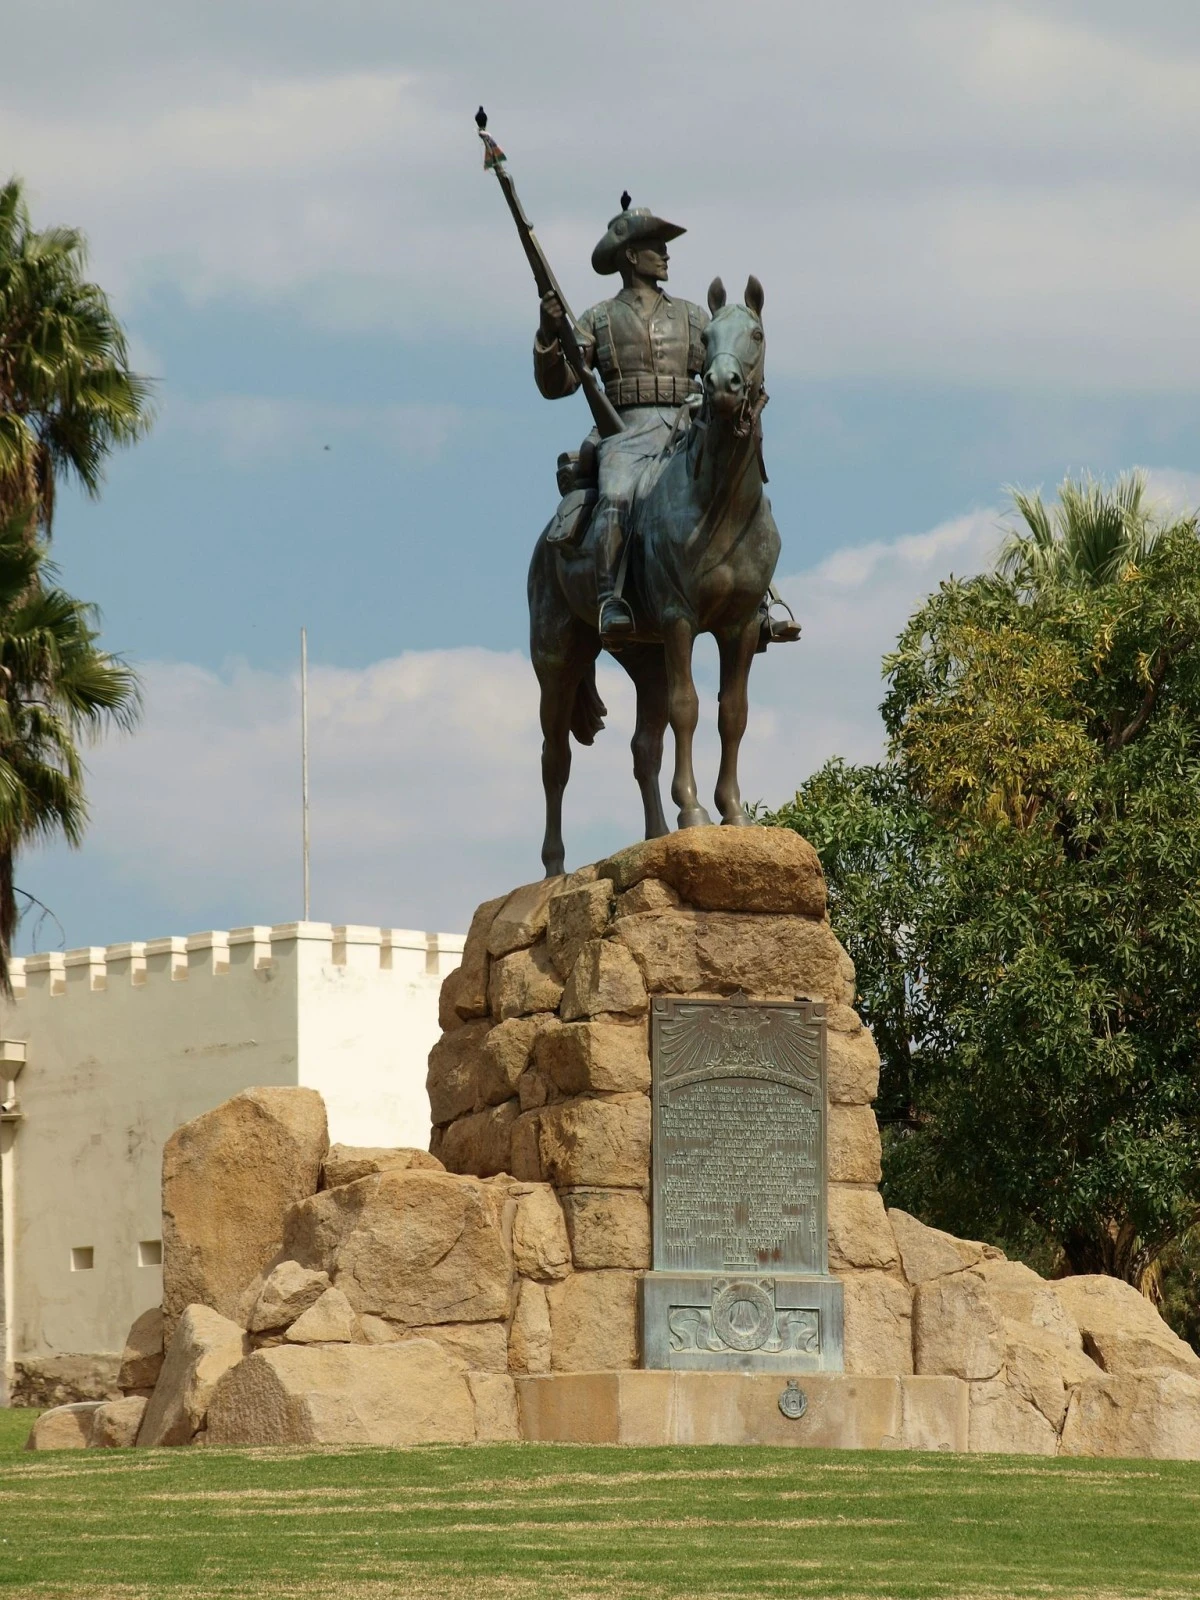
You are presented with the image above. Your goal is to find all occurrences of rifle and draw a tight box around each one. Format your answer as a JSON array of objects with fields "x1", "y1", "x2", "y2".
[{"x1": 476, "y1": 109, "x2": 624, "y2": 440}]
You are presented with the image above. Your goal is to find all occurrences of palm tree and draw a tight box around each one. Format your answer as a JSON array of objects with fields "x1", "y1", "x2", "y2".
[
  {"x1": 0, "y1": 511, "x2": 139, "y2": 990},
  {"x1": 998, "y1": 471, "x2": 1158, "y2": 593},
  {"x1": 0, "y1": 177, "x2": 152, "y2": 537}
]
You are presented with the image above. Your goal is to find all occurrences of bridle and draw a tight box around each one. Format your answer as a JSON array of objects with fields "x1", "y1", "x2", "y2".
[{"x1": 690, "y1": 308, "x2": 770, "y2": 486}]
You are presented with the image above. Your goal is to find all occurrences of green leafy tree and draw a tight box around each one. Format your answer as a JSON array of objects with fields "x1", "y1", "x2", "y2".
[
  {"x1": 770, "y1": 479, "x2": 1200, "y2": 1291},
  {"x1": 0, "y1": 176, "x2": 151, "y2": 536},
  {"x1": 0, "y1": 513, "x2": 139, "y2": 988},
  {"x1": 998, "y1": 470, "x2": 1157, "y2": 593}
]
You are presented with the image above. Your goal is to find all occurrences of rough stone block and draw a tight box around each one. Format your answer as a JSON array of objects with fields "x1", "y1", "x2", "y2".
[
  {"x1": 538, "y1": 1095, "x2": 651, "y2": 1189},
  {"x1": 90, "y1": 1396, "x2": 148, "y2": 1448},
  {"x1": 614, "y1": 878, "x2": 680, "y2": 917},
  {"x1": 440, "y1": 1100, "x2": 518, "y2": 1179},
  {"x1": 285, "y1": 1286, "x2": 360, "y2": 1344},
  {"x1": 10, "y1": 1356, "x2": 120, "y2": 1409},
  {"x1": 827, "y1": 1105, "x2": 882, "y2": 1184},
  {"x1": 888, "y1": 1210, "x2": 986, "y2": 1285},
  {"x1": 285, "y1": 1168, "x2": 514, "y2": 1327},
  {"x1": 478, "y1": 1017, "x2": 546, "y2": 1106},
  {"x1": 561, "y1": 1188, "x2": 651, "y2": 1270},
  {"x1": 509, "y1": 1110, "x2": 543, "y2": 1181},
  {"x1": 489, "y1": 944, "x2": 564, "y2": 1020},
  {"x1": 560, "y1": 940, "x2": 648, "y2": 1020},
  {"x1": 138, "y1": 1304, "x2": 250, "y2": 1447},
  {"x1": 453, "y1": 895, "x2": 505, "y2": 1019},
  {"x1": 913, "y1": 1275, "x2": 1004, "y2": 1382},
  {"x1": 25, "y1": 1402, "x2": 102, "y2": 1450},
  {"x1": 828, "y1": 1186, "x2": 899, "y2": 1272},
  {"x1": 426, "y1": 1019, "x2": 490, "y2": 1126},
  {"x1": 968, "y1": 1377, "x2": 1059, "y2": 1454},
  {"x1": 438, "y1": 965, "x2": 466, "y2": 1032},
  {"x1": 118, "y1": 1307, "x2": 165, "y2": 1394},
  {"x1": 897, "y1": 1375, "x2": 969, "y2": 1452},
  {"x1": 548, "y1": 879, "x2": 614, "y2": 977},
  {"x1": 249, "y1": 1262, "x2": 331, "y2": 1333},
  {"x1": 612, "y1": 911, "x2": 846, "y2": 1001},
  {"x1": 1049, "y1": 1274, "x2": 1200, "y2": 1378},
  {"x1": 323, "y1": 1145, "x2": 443, "y2": 1188},
  {"x1": 826, "y1": 1025, "x2": 881, "y2": 1105},
  {"x1": 407, "y1": 1321, "x2": 509, "y2": 1373},
  {"x1": 162, "y1": 1087, "x2": 328, "y2": 1336},
  {"x1": 546, "y1": 1269, "x2": 638, "y2": 1371},
  {"x1": 206, "y1": 1340, "x2": 476, "y2": 1447},
  {"x1": 535, "y1": 1019, "x2": 651, "y2": 1095},
  {"x1": 509, "y1": 1279, "x2": 552, "y2": 1374},
  {"x1": 469, "y1": 1371, "x2": 521, "y2": 1441},
  {"x1": 840, "y1": 1270, "x2": 913, "y2": 1375},
  {"x1": 597, "y1": 827, "x2": 827, "y2": 917},
  {"x1": 1059, "y1": 1370, "x2": 1200, "y2": 1459},
  {"x1": 487, "y1": 877, "x2": 565, "y2": 958},
  {"x1": 512, "y1": 1187, "x2": 572, "y2": 1281}
]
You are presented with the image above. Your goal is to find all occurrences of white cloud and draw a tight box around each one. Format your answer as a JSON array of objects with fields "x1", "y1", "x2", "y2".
[{"x1": 23, "y1": 504, "x2": 1004, "y2": 944}]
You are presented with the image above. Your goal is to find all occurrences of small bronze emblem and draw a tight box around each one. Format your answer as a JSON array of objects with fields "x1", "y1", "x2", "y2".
[{"x1": 778, "y1": 1380, "x2": 808, "y2": 1420}]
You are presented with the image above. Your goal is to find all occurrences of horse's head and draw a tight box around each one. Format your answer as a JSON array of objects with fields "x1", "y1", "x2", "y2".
[{"x1": 701, "y1": 275, "x2": 766, "y2": 432}]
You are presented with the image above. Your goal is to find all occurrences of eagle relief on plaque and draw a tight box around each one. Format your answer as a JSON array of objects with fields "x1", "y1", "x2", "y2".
[{"x1": 640, "y1": 993, "x2": 845, "y2": 1373}]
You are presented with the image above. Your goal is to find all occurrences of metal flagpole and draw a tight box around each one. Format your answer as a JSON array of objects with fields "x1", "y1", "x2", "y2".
[{"x1": 301, "y1": 626, "x2": 310, "y2": 921}]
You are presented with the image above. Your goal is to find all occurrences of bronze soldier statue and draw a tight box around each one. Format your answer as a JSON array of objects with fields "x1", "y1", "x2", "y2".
[{"x1": 535, "y1": 201, "x2": 704, "y2": 641}]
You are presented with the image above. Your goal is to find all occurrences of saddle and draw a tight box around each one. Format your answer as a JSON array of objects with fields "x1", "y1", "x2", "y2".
[{"x1": 545, "y1": 441, "x2": 599, "y2": 549}]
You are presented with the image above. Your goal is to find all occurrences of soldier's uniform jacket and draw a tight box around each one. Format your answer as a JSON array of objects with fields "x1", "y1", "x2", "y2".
[{"x1": 534, "y1": 287, "x2": 708, "y2": 409}]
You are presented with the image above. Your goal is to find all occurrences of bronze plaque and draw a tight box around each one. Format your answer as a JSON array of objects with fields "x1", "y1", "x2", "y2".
[{"x1": 650, "y1": 993, "x2": 827, "y2": 1276}]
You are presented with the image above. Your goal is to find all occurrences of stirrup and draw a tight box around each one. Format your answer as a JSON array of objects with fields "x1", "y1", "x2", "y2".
[
  {"x1": 762, "y1": 595, "x2": 801, "y2": 646},
  {"x1": 599, "y1": 598, "x2": 635, "y2": 644}
]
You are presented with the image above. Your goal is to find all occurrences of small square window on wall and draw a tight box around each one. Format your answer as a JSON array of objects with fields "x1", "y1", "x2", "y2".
[
  {"x1": 71, "y1": 1246, "x2": 94, "y2": 1271},
  {"x1": 138, "y1": 1240, "x2": 162, "y2": 1267}
]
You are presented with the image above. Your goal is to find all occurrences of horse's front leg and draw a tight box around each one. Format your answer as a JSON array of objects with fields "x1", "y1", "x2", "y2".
[
  {"x1": 663, "y1": 616, "x2": 712, "y2": 828},
  {"x1": 714, "y1": 617, "x2": 761, "y2": 825},
  {"x1": 535, "y1": 662, "x2": 576, "y2": 876}
]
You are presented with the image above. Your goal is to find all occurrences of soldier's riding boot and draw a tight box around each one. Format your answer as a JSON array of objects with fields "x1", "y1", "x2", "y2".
[
  {"x1": 757, "y1": 589, "x2": 802, "y2": 651},
  {"x1": 594, "y1": 509, "x2": 635, "y2": 643}
]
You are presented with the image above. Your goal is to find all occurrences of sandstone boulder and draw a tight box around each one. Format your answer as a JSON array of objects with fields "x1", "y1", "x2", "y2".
[
  {"x1": 840, "y1": 1271, "x2": 912, "y2": 1375},
  {"x1": 827, "y1": 1105, "x2": 882, "y2": 1185},
  {"x1": 509, "y1": 1110, "x2": 543, "y2": 1182},
  {"x1": 452, "y1": 894, "x2": 506, "y2": 1019},
  {"x1": 285, "y1": 1168, "x2": 514, "y2": 1326},
  {"x1": 535, "y1": 1019, "x2": 651, "y2": 1095},
  {"x1": 248, "y1": 1261, "x2": 330, "y2": 1333},
  {"x1": 560, "y1": 940, "x2": 648, "y2": 1020},
  {"x1": 547, "y1": 1270, "x2": 638, "y2": 1371},
  {"x1": 889, "y1": 1210, "x2": 985, "y2": 1285},
  {"x1": 440, "y1": 1100, "x2": 518, "y2": 1178},
  {"x1": 426, "y1": 1019, "x2": 490, "y2": 1126},
  {"x1": 597, "y1": 827, "x2": 826, "y2": 917},
  {"x1": 206, "y1": 1340, "x2": 475, "y2": 1447},
  {"x1": 488, "y1": 944, "x2": 563, "y2": 1020},
  {"x1": 614, "y1": 878, "x2": 680, "y2": 917},
  {"x1": 285, "y1": 1286, "x2": 360, "y2": 1344},
  {"x1": 138, "y1": 1304, "x2": 249, "y2": 1446},
  {"x1": 1001, "y1": 1322, "x2": 1097, "y2": 1433},
  {"x1": 547, "y1": 880, "x2": 614, "y2": 978},
  {"x1": 468, "y1": 1372, "x2": 521, "y2": 1441},
  {"x1": 478, "y1": 1017, "x2": 546, "y2": 1107},
  {"x1": 561, "y1": 1188, "x2": 651, "y2": 1270},
  {"x1": 1060, "y1": 1370, "x2": 1200, "y2": 1459},
  {"x1": 323, "y1": 1145, "x2": 443, "y2": 1188},
  {"x1": 1049, "y1": 1274, "x2": 1200, "y2": 1378},
  {"x1": 118, "y1": 1306, "x2": 165, "y2": 1394},
  {"x1": 487, "y1": 878, "x2": 565, "y2": 958},
  {"x1": 537, "y1": 1096, "x2": 651, "y2": 1189},
  {"x1": 25, "y1": 1402, "x2": 101, "y2": 1450},
  {"x1": 827, "y1": 1186, "x2": 899, "y2": 1272},
  {"x1": 405, "y1": 1321, "x2": 509, "y2": 1373},
  {"x1": 612, "y1": 910, "x2": 846, "y2": 1001},
  {"x1": 512, "y1": 1187, "x2": 572, "y2": 1282},
  {"x1": 968, "y1": 1378, "x2": 1058, "y2": 1455},
  {"x1": 508, "y1": 1279, "x2": 552, "y2": 1374},
  {"x1": 162, "y1": 1087, "x2": 328, "y2": 1335},
  {"x1": 912, "y1": 1275, "x2": 1004, "y2": 1382},
  {"x1": 91, "y1": 1396, "x2": 148, "y2": 1448},
  {"x1": 826, "y1": 1024, "x2": 881, "y2": 1106},
  {"x1": 438, "y1": 965, "x2": 467, "y2": 1031}
]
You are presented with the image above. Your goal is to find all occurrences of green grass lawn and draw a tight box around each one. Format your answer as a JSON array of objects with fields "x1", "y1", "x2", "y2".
[{"x1": 2, "y1": 1409, "x2": 1199, "y2": 1599}]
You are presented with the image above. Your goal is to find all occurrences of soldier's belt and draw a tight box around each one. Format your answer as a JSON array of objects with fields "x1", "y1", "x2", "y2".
[{"x1": 605, "y1": 375, "x2": 697, "y2": 408}]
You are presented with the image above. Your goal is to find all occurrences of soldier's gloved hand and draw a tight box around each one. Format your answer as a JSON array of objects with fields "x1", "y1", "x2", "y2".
[{"x1": 539, "y1": 291, "x2": 565, "y2": 343}]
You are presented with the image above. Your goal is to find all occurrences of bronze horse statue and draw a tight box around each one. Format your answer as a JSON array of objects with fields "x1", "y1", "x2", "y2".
[{"x1": 528, "y1": 275, "x2": 780, "y2": 876}]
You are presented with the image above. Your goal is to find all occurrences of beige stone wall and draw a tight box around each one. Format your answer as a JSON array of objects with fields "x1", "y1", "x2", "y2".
[{"x1": 427, "y1": 827, "x2": 893, "y2": 1374}]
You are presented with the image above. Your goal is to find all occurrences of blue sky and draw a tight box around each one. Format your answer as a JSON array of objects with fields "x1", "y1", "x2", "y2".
[{"x1": 7, "y1": 0, "x2": 1200, "y2": 947}]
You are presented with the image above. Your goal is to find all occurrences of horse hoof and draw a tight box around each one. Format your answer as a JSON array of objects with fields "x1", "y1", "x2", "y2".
[
  {"x1": 721, "y1": 809, "x2": 755, "y2": 827},
  {"x1": 678, "y1": 806, "x2": 713, "y2": 829}
]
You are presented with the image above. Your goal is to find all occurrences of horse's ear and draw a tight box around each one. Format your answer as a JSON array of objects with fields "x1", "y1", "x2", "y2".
[
  {"x1": 745, "y1": 275, "x2": 764, "y2": 317},
  {"x1": 707, "y1": 276, "x2": 727, "y2": 315}
]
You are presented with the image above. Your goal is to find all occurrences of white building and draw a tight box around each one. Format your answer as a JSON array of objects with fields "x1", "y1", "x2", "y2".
[{"x1": 0, "y1": 920, "x2": 463, "y2": 1404}]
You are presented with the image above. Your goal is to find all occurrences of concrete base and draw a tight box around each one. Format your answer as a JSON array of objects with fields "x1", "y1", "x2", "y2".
[{"x1": 515, "y1": 1370, "x2": 968, "y2": 1450}]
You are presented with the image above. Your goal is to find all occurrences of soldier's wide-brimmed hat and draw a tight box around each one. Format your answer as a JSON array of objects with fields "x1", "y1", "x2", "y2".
[{"x1": 591, "y1": 204, "x2": 686, "y2": 275}]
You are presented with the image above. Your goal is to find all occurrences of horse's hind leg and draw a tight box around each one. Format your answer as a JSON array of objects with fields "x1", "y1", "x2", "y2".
[
  {"x1": 663, "y1": 616, "x2": 712, "y2": 828},
  {"x1": 615, "y1": 645, "x2": 669, "y2": 840},
  {"x1": 535, "y1": 659, "x2": 580, "y2": 877},
  {"x1": 714, "y1": 616, "x2": 761, "y2": 825}
]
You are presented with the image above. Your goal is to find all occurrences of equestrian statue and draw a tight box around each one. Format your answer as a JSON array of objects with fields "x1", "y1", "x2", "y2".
[{"x1": 476, "y1": 111, "x2": 800, "y2": 876}]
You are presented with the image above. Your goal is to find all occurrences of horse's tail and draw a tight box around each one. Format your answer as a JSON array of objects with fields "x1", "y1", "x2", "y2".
[{"x1": 571, "y1": 663, "x2": 607, "y2": 746}]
